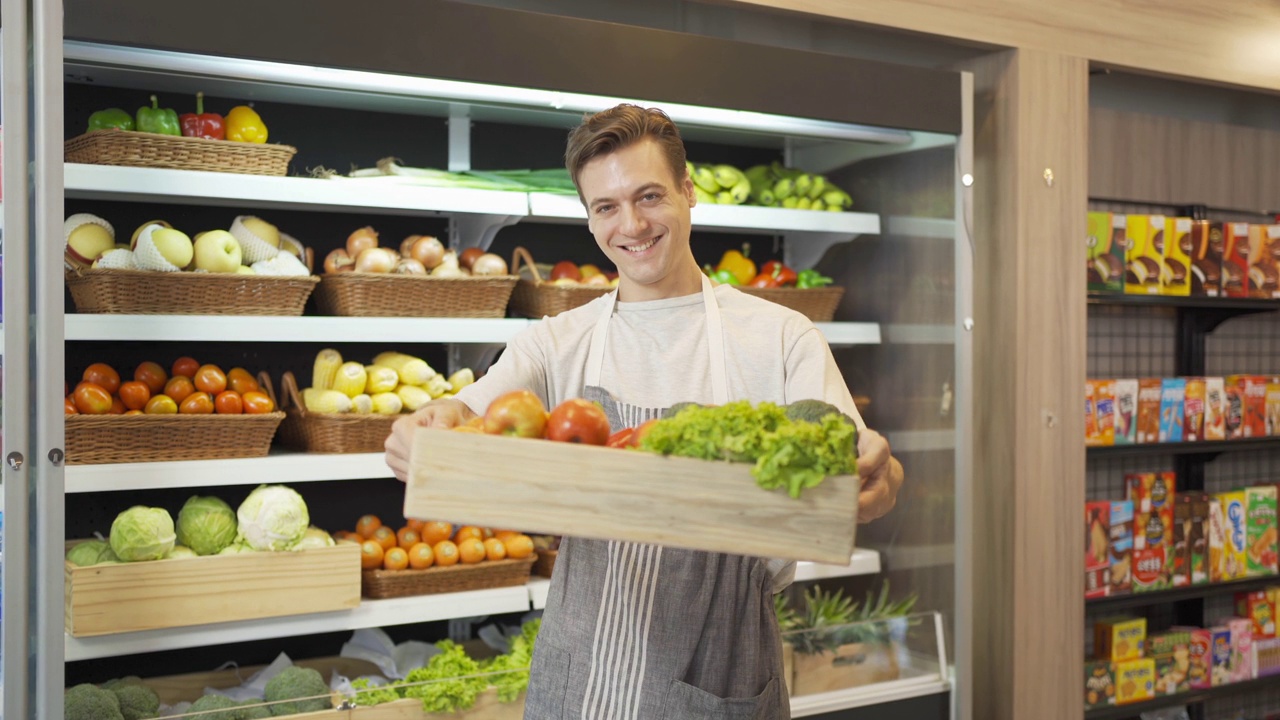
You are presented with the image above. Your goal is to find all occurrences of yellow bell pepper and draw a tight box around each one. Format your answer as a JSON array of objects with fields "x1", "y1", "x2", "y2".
[
  {"x1": 225, "y1": 105, "x2": 268, "y2": 143},
  {"x1": 716, "y1": 244, "x2": 756, "y2": 285}
]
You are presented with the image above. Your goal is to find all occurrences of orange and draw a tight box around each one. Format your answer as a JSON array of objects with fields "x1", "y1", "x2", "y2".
[
  {"x1": 383, "y1": 546, "x2": 409, "y2": 571},
  {"x1": 83, "y1": 363, "x2": 121, "y2": 394},
  {"x1": 194, "y1": 364, "x2": 228, "y2": 395},
  {"x1": 144, "y1": 394, "x2": 179, "y2": 414},
  {"x1": 405, "y1": 518, "x2": 426, "y2": 532},
  {"x1": 493, "y1": 530, "x2": 521, "y2": 543},
  {"x1": 179, "y1": 391, "x2": 215, "y2": 414},
  {"x1": 483, "y1": 538, "x2": 507, "y2": 562},
  {"x1": 215, "y1": 390, "x2": 243, "y2": 415},
  {"x1": 397, "y1": 527, "x2": 421, "y2": 549},
  {"x1": 504, "y1": 534, "x2": 535, "y2": 560},
  {"x1": 372, "y1": 526, "x2": 397, "y2": 552},
  {"x1": 241, "y1": 391, "x2": 275, "y2": 414},
  {"x1": 360, "y1": 540, "x2": 384, "y2": 570},
  {"x1": 134, "y1": 361, "x2": 168, "y2": 394},
  {"x1": 171, "y1": 356, "x2": 200, "y2": 379},
  {"x1": 458, "y1": 537, "x2": 486, "y2": 564},
  {"x1": 164, "y1": 375, "x2": 195, "y2": 404},
  {"x1": 118, "y1": 380, "x2": 152, "y2": 411},
  {"x1": 432, "y1": 540, "x2": 460, "y2": 567},
  {"x1": 421, "y1": 521, "x2": 453, "y2": 545},
  {"x1": 227, "y1": 367, "x2": 260, "y2": 395},
  {"x1": 356, "y1": 515, "x2": 382, "y2": 539},
  {"x1": 408, "y1": 542, "x2": 435, "y2": 569},
  {"x1": 454, "y1": 525, "x2": 484, "y2": 544}
]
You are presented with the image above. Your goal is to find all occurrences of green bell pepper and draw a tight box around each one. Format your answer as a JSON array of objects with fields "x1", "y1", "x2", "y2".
[
  {"x1": 135, "y1": 95, "x2": 181, "y2": 136},
  {"x1": 87, "y1": 108, "x2": 135, "y2": 132},
  {"x1": 796, "y1": 269, "x2": 834, "y2": 289},
  {"x1": 710, "y1": 269, "x2": 740, "y2": 286}
]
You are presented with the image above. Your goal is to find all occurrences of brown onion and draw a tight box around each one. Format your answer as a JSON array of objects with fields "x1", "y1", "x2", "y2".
[
  {"x1": 410, "y1": 235, "x2": 446, "y2": 270},
  {"x1": 459, "y1": 247, "x2": 485, "y2": 271},
  {"x1": 346, "y1": 226, "x2": 379, "y2": 258},
  {"x1": 394, "y1": 258, "x2": 427, "y2": 275},
  {"x1": 354, "y1": 247, "x2": 397, "y2": 273},
  {"x1": 471, "y1": 252, "x2": 509, "y2": 276},
  {"x1": 324, "y1": 248, "x2": 354, "y2": 273}
]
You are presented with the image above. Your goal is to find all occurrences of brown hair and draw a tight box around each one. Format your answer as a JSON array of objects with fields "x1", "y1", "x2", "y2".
[{"x1": 564, "y1": 104, "x2": 687, "y2": 201}]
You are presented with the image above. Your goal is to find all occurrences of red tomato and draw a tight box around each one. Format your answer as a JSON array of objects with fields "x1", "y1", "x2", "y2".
[
  {"x1": 164, "y1": 375, "x2": 195, "y2": 404},
  {"x1": 241, "y1": 391, "x2": 275, "y2": 414},
  {"x1": 227, "y1": 367, "x2": 259, "y2": 395},
  {"x1": 214, "y1": 390, "x2": 243, "y2": 415},
  {"x1": 482, "y1": 390, "x2": 547, "y2": 437},
  {"x1": 179, "y1": 391, "x2": 214, "y2": 414},
  {"x1": 73, "y1": 382, "x2": 113, "y2": 414},
  {"x1": 82, "y1": 363, "x2": 121, "y2": 394},
  {"x1": 118, "y1": 380, "x2": 152, "y2": 411},
  {"x1": 545, "y1": 398, "x2": 611, "y2": 445},
  {"x1": 65, "y1": 397, "x2": 78, "y2": 415},
  {"x1": 134, "y1": 361, "x2": 168, "y2": 394},
  {"x1": 194, "y1": 364, "x2": 228, "y2": 395}
]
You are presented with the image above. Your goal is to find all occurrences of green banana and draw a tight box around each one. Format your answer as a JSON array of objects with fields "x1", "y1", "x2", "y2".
[
  {"x1": 826, "y1": 203, "x2": 844, "y2": 212},
  {"x1": 796, "y1": 196, "x2": 813, "y2": 210},
  {"x1": 692, "y1": 165, "x2": 721, "y2": 194},
  {"x1": 822, "y1": 189, "x2": 851, "y2": 208},
  {"x1": 773, "y1": 177, "x2": 795, "y2": 200},
  {"x1": 715, "y1": 190, "x2": 735, "y2": 205},
  {"x1": 712, "y1": 164, "x2": 746, "y2": 191},
  {"x1": 794, "y1": 174, "x2": 813, "y2": 198},
  {"x1": 751, "y1": 186, "x2": 776, "y2": 206},
  {"x1": 807, "y1": 175, "x2": 827, "y2": 200},
  {"x1": 744, "y1": 164, "x2": 774, "y2": 186},
  {"x1": 693, "y1": 186, "x2": 717, "y2": 204},
  {"x1": 810, "y1": 199, "x2": 826, "y2": 212},
  {"x1": 781, "y1": 196, "x2": 799, "y2": 209},
  {"x1": 728, "y1": 177, "x2": 751, "y2": 204}
]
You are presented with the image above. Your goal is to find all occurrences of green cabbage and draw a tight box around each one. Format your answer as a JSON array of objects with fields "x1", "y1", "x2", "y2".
[
  {"x1": 236, "y1": 485, "x2": 310, "y2": 551},
  {"x1": 176, "y1": 495, "x2": 238, "y2": 556},
  {"x1": 291, "y1": 526, "x2": 335, "y2": 551},
  {"x1": 166, "y1": 546, "x2": 198, "y2": 560},
  {"x1": 66, "y1": 540, "x2": 114, "y2": 567},
  {"x1": 109, "y1": 506, "x2": 176, "y2": 562}
]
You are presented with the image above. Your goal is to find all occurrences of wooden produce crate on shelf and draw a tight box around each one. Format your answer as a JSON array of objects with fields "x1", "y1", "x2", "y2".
[
  {"x1": 363, "y1": 556, "x2": 536, "y2": 599},
  {"x1": 64, "y1": 541, "x2": 360, "y2": 637},
  {"x1": 508, "y1": 247, "x2": 610, "y2": 318},
  {"x1": 64, "y1": 129, "x2": 297, "y2": 176},
  {"x1": 314, "y1": 273, "x2": 517, "y2": 318},
  {"x1": 736, "y1": 285, "x2": 845, "y2": 322},
  {"x1": 790, "y1": 642, "x2": 902, "y2": 696},
  {"x1": 65, "y1": 411, "x2": 285, "y2": 465},
  {"x1": 65, "y1": 267, "x2": 319, "y2": 316},
  {"x1": 532, "y1": 550, "x2": 557, "y2": 579},
  {"x1": 405, "y1": 431, "x2": 859, "y2": 565},
  {"x1": 272, "y1": 372, "x2": 397, "y2": 454}
]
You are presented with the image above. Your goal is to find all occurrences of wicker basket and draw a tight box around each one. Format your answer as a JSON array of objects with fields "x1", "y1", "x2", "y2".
[
  {"x1": 272, "y1": 371, "x2": 397, "y2": 454},
  {"x1": 65, "y1": 129, "x2": 297, "y2": 176},
  {"x1": 314, "y1": 272, "x2": 517, "y2": 318},
  {"x1": 508, "y1": 247, "x2": 611, "y2": 318},
  {"x1": 533, "y1": 549, "x2": 557, "y2": 579},
  {"x1": 65, "y1": 411, "x2": 285, "y2": 465},
  {"x1": 737, "y1": 286, "x2": 846, "y2": 322},
  {"x1": 362, "y1": 556, "x2": 536, "y2": 599},
  {"x1": 66, "y1": 267, "x2": 319, "y2": 315}
]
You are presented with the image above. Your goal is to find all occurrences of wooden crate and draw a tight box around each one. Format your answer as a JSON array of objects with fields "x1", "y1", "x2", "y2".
[
  {"x1": 64, "y1": 542, "x2": 360, "y2": 637},
  {"x1": 791, "y1": 642, "x2": 901, "y2": 696},
  {"x1": 406, "y1": 431, "x2": 859, "y2": 565}
]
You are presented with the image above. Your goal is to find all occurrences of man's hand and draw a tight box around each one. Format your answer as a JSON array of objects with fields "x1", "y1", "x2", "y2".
[
  {"x1": 855, "y1": 428, "x2": 904, "y2": 523},
  {"x1": 385, "y1": 398, "x2": 477, "y2": 482}
]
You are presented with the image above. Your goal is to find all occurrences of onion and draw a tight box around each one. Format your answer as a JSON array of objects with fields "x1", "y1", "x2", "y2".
[
  {"x1": 431, "y1": 263, "x2": 466, "y2": 278},
  {"x1": 409, "y1": 235, "x2": 446, "y2": 270},
  {"x1": 355, "y1": 247, "x2": 397, "y2": 273},
  {"x1": 394, "y1": 258, "x2": 427, "y2": 275},
  {"x1": 324, "y1": 248, "x2": 354, "y2": 273},
  {"x1": 459, "y1": 247, "x2": 485, "y2": 271},
  {"x1": 346, "y1": 226, "x2": 379, "y2": 258},
  {"x1": 471, "y1": 252, "x2": 509, "y2": 276}
]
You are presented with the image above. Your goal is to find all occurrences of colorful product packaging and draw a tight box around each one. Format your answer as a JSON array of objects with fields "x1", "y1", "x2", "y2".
[
  {"x1": 1210, "y1": 625, "x2": 1233, "y2": 686},
  {"x1": 1218, "y1": 490, "x2": 1249, "y2": 581},
  {"x1": 1229, "y1": 616, "x2": 1255, "y2": 681},
  {"x1": 1267, "y1": 377, "x2": 1280, "y2": 437},
  {"x1": 1125, "y1": 215, "x2": 1165, "y2": 295},
  {"x1": 1174, "y1": 495, "x2": 1193, "y2": 588},
  {"x1": 1236, "y1": 590, "x2": 1278, "y2": 639},
  {"x1": 1190, "y1": 493, "x2": 1210, "y2": 585},
  {"x1": 1172, "y1": 626, "x2": 1213, "y2": 690},
  {"x1": 1241, "y1": 375, "x2": 1269, "y2": 438},
  {"x1": 1248, "y1": 224, "x2": 1280, "y2": 299},
  {"x1": 1246, "y1": 485, "x2": 1278, "y2": 576},
  {"x1": 1115, "y1": 658, "x2": 1156, "y2": 705},
  {"x1": 1159, "y1": 378, "x2": 1186, "y2": 443},
  {"x1": 1137, "y1": 378, "x2": 1163, "y2": 444},
  {"x1": 1087, "y1": 211, "x2": 1125, "y2": 294},
  {"x1": 1220, "y1": 221, "x2": 1251, "y2": 298},
  {"x1": 1109, "y1": 500, "x2": 1134, "y2": 594},
  {"x1": 1162, "y1": 217, "x2": 1193, "y2": 296},
  {"x1": 1188, "y1": 218, "x2": 1222, "y2": 297},
  {"x1": 1086, "y1": 380, "x2": 1116, "y2": 447},
  {"x1": 1149, "y1": 630, "x2": 1192, "y2": 695},
  {"x1": 1096, "y1": 617, "x2": 1147, "y2": 662},
  {"x1": 1084, "y1": 661, "x2": 1117, "y2": 709},
  {"x1": 1256, "y1": 637, "x2": 1280, "y2": 678},
  {"x1": 1174, "y1": 493, "x2": 1210, "y2": 587},
  {"x1": 1184, "y1": 377, "x2": 1206, "y2": 442},
  {"x1": 1113, "y1": 378, "x2": 1139, "y2": 445},
  {"x1": 1085, "y1": 381, "x2": 1097, "y2": 443},
  {"x1": 1210, "y1": 497, "x2": 1227, "y2": 582},
  {"x1": 1225, "y1": 377, "x2": 1246, "y2": 439},
  {"x1": 1205, "y1": 377, "x2": 1227, "y2": 441},
  {"x1": 1130, "y1": 472, "x2": 1176, "y2": 591},
  {"x1": 1086, "y1": 501, "x2": 1111, "y2": 598}
]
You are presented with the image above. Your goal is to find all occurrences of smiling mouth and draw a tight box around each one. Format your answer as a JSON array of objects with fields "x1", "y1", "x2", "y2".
[{"x1": 621, "y1": 235, "x2": 661, "y2": 253}]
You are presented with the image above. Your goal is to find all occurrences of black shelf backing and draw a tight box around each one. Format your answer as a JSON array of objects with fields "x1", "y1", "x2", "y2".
[
  {"x1": 1087, "y1": 437, "x2": 1280, "y2": 459},
  {"x1": 1084, "y1": 676, "x2": 1280, "y2": 720},
  {"x1": 1086, "y1": 575, "x2": 1280, "y2": 611},
  {"x1": 1088, "y1": 293, "x2": 1280, "y2": 312}
]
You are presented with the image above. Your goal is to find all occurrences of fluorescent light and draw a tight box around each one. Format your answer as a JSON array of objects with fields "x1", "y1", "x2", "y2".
[{"x1": 64, "y1": 41, "x2": 913, "y2": 144}]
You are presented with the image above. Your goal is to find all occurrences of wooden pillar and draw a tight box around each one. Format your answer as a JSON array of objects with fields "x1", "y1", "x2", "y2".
[{"x1": 954, "y1": 48, "x2": 1088, "y2": 720}]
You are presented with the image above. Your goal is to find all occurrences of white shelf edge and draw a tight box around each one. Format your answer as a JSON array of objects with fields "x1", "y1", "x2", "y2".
[
  {"x1": 794, "y1": 548, "x2": 881, "y2": 582},
  {"x1": 528, "y1": 577, "x2": 551, "y2": 610},
  {"x1": 882, "y1": 216, "x2": 956, "y2": 239},
  {"x1": 882, "y1": 543, "x2": 956, "y2": 572},
  {"x1": 814, "y1": 322, "x2": 881, "y2": 346},
  {"x1": 65, "y1": 585, "x2": 532, "y2": 661},
  {"x1": 790, "y1": 674, "x2": 950, "y2": 717},
  {"x1": 883, "y1": 324, "x2": 955, "y2": 345},
  {"x1": 64, "y1": 315, "x2": 533, "y2": 344},
  {"x1": 65, "y1": 451, "x2": 392, "y2": 493},
  {"x1": 885, "y1": 430, "x2": 956, "y2": 453}
]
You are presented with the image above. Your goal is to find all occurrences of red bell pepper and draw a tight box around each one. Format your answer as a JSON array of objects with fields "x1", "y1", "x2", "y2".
[
  {"x1": 179, "y1": 92, "x2": 225, "y2": 140},
  {"x1": 759, "y1": 260, "x2": 798, "y2": 286},
  {"x1": 748, "y1": 273, "x2": 782, "y2": 288}
]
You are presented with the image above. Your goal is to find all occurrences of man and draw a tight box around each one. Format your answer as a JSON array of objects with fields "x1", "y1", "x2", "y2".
[{"x1": 386, "y1": 104, "x2": 904, "y2": 719}]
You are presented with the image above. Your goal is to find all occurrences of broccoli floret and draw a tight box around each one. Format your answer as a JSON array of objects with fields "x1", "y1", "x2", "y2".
[
  {"x1": 237, "y1": 699, "x2": 273, "y2": 720},
  {"x1": 187, "y1": 694, "x2": 241, "y2": 720},
  {"x1": 263, "y1": 666, "x2": 331, "y2": 716},
  {"x1": 101, "y1": 676, "x2": 144, "y2": 691},
  {"x1": 65, "y1": 683, "x2": 124, "y2": 720},
  {"x1": 661, "y1": 401, "x2": 703, "y2": 419},
  {"x1": 110, "y1": 684, "x2": 160, "y2": 720},
  {"x1": 783, "y1": 399, "x2": 857, "y2": 428}
]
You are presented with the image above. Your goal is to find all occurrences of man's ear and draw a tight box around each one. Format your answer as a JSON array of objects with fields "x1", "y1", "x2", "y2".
[{"x1": 683, "y1": 174, "x2": 697, "y2": 207}]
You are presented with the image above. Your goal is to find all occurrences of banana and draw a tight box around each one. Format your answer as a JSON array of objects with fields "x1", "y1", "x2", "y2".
[
  {"x1": 782, "y1": 196, "x2": 799, "y2": 209},
  {"x1": 694, "y1": 186, "x2": 717, "y2": 204},
  {"x1": 826, "y1": 203, "x2": 844, "y2": 212},
  {"x1": 715, "y1": 190, "x2": 736, "y2": 205},
  {"x1": 796, "y1": 197, "x2": 813, "y2": 210},
  {"x1": 729, "y1": 177, "x2": 752, "y2": 204},
  {"x1": 744, "y1": 165, "x2": 774, "y2": 186},
  {"x1": 794, "y1": 174, "x2": 813, "y2": 198},
  {"x1": 822, "y1": 189, "x2": 849, "y2": 208},
  {"x1": 712, "y1": 164, "x2": 746, "y2": 191},
  {"x1": 331, "y1": 362, "x2": 369, "y2": 398},
  {"x1": 807, "y1": 175, "x2": 827, "y2": 200},
  {"x1": 811, "y1": 199, "x2": 827, "y2": 212},
  {"x1": 773, "y1": 178, "x2": 795, "y2": 200},
  {"x1": 751, "y1": 186, "x2": 776, "y2": 206},
  {"x1": 311, "y1": 349, "x2": 343, "y2": 391},
  {"x1": 692, "y1": 165, "x2": 721, "y2": 194}
]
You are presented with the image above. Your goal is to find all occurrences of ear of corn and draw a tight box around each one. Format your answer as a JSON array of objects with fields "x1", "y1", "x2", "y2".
[
  {"x1": 396, "y1": 384, "x2": 433, "y2": 411},
  {"x1": 351, "y1": 394, "x2": 374, "y2": 414},
  {"x1": 425, "y1": 374, "x2": 453, "y2": 399},
  {"x1": 303, "y1": 387, "x2": 353, "y2": 414},
  {"x1": 311, "y1": 348, "x2": 343, "y2": 390},
  {"x1": 331, "y1": 362, "x2": 369, "y2": 398},
  {"x1": 365, "y1": 365, "x2": 400, "y2": 395},
  {"x1": 373, "y1": 352, "x2": 434, "y2": 386},
  {"x1": 371, "y1": 392, "x2": 403, "y2": 415},
  {"x1": 447, "y1": 368, "x2": 475, "y2": 393}
]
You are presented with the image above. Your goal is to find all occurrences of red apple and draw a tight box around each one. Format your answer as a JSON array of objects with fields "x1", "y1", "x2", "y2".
[
  {"x1": 483, "y1": 390, "x2": 548, "y2": 438},
  {"x1": 550, "y1": 261, "x2": 582, "y2": 282},
  {"x1": 545, "y1": 399, "x2": 611, "y2": 445}
]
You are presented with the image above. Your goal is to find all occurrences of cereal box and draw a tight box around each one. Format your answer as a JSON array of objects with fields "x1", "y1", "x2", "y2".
[
  {"x1": 1210, "y1": 625, "x2": 1232, "y2": 686},
  {"x1": 1218, "y1": 491, "x2": 1249, "y2": 581},
  {"x1": 1162, "y1": 217, "x2": 1193, "y2": 296},
  {"x1": 1241, "y1": 375, "x2": 1269, "y2": 438},
  {"x1": 1225, "y1": 377, "x2": 1246, "y2": 440},
  {"x1": 1148, "y1": 630, "x2": 1192, "y2": 695},
  {"x1": 1248, "y1": 224, "x2": 1280, "y2": 299},
  {"x1": 1130, "y1": 472, "x2": 1176, "y2": 591},
  {"x1": 1113, "y1": 379, "x2": 1139, "y2": 445},
  {"x1": 1159, "y1": 378, "x2": 1186, "y2": 443},
  {"x1": 1109, "y1": 500, "x2": 1134, "y2": 594},
  {"x1": 1174, "y1": 494, "x2": 1208, "y2": 587},
  {"x1": 1084, "y1": 661, "x2": 1116, "y2": 709},
  {"x1": 1137, "y1": 378, "x2": 1163, "y2": 444},
  {"x1": 1087, "y1": 211, "x2": 1125, "y2": 294},
  {"x1": 1086, "y1": 380, "x2": 1116, "y2": 447},
  {"x1": 1246, "y1": 485, "x2": 1278, "y2": 576},
  {"x1": 1257, "y1": 637, "x2": 1280, "y2": 678},
  {"x1": 1115, "y1": 658, "x2": 1156, "y2": 705},
  {"x1": 1205, "y1": 377, "x2": 1227, "y2": 441},
  {"x1": 1220, "y1": 221, "x2": 1251, "y2": 298},
  {"x1": 1125, "y1": 215, "x2": 1164, "y2": 295},
  {"x1": 1086, "y1": 501, "x2": 1111, "y2": 598},
  {"x1": 1188, "y1": 219, "x2": 1222, "y2": 297},
  {"x1": 1229, "y1": 616, "x2": 1256, "y2": 681},
  {"x1": 1096, "y1": 617, "x2": 1147, "y2": 662},
  {"x1": 1184, "y1": 377, "x2": 1206, "y2": 442},
  {"x1": 1172, "y1": 626, "x2": 1212, "y2": 690},
  {"x1": 1267, "y1": 377, "x2": 1280, "y2": 437},
  {"x1": 1236, "y1": 590, "x2": 1277, "y2": 639}
]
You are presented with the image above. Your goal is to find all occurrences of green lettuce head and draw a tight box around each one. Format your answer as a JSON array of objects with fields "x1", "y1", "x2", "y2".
[
  {"x1": 176, "y1": 495, "x2": 238, "y2": 556},
  {"x1": 109, "y1": 506, "x2": 176, "y2": 562},
  {"x1": 236, "y1": 485, "x2": 309, "y2": 551},
  {"x1": 65, "y1": 540, "x2": 114, "y2": 567}
]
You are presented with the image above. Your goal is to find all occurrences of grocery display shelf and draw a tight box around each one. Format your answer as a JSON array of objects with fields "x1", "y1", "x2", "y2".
[
  {"x1": 882, "y1": 216, "x2": 956, "y2": 240},
  {"x1": 1086, "y1": 437, "x2": 1280, "y2": 459},
  {"x1": 64, "y1": 451, "x2": 391, "y2": 493},
  {"x1": 883, "y1": 324, "x2": 955, "y2": 345},
  {"x1": 1087, "y1": 292, "x2": 1280, "y2": 312},
  {"x1": 813, "y1": 322, "x2": 881, "y2": 346},
  {"x1": 1083, "y1": 675, "x2": 1280, "y2": 720},
  {"x1": 65, "y1": 585, "x2": 532, "y2": 661},
  {"x1": 1085, "y1": 575, "x2": 1280, "y2": 611},
  {"x1": 887, "y1": 430, "x2": 955, "y2": 453},
  {"x1": 791, "y1": 673, "x2": 950, "y2": 717}
]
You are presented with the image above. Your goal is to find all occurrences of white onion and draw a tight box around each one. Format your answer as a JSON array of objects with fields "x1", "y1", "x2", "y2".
[
  {"x1": 409, "y1": 235, "x2": 445, "y2": 270},
  {"x1": 394, "y1": 258, "x2": 427, "y2": 275},
  {"x1": 471, "y1": 253, "x2": 509, "y2": 276},
  {"x1": 324, "y1": 248, "x2": 354, "y2": 273},
  {"x1": 355, "y1": 247, "x2": 397, "y2": 273},
  {"x1": 346, "y1": 226, "x2": 379, "y2": 258}
]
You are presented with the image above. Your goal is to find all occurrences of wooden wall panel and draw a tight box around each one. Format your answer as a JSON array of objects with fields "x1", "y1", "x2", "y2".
[
  {"x1": 956, "y1": 48, "x2": 1088, "y2": 720},
  {"x1": 723, "y1": 0, "x2": 1280, "y2": 92}
]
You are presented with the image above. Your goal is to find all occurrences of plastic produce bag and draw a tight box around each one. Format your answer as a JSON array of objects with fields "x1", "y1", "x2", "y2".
[
  {"x1": 339, "y1": 627, "x2": 436, "y2": 680},
  {"x1": 203, "y1": 652, "x2": 294, "y2": 702}
]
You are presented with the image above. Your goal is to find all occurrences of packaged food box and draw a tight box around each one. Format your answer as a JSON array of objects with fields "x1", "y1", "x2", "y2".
[
  {"x1": 1109, "y1": 500, "x2": 1134, "y2": 594},
  {"x1": 1246, "y1": 485, "x2": 1278, "y2": 576},
  {"x1": 1158, "y1": 378, "x2": 1187, "y2": 443},
  {"x1": 1087, "y1": 211, "x2": 1125, "y2": 294},
  {"x1": 1086, "y1": 380, "x2": 1115, "y2": 447},
  {"x1": 1256, "y1": 637, "x2": 1280, "y2": 678},
  {"x1": 1174, "y1": 493, "x2": 1209, "y2": 587},
  {"x1": 1189, "y1": 219, "x2": 1222, "y2": 296},
  {"x1": 1217, "y1": 491, "x2": 1249, "y2": 581},
  {"x1": 1205, "y1": 377, "x2": 1227, "y2": 441},
  {"x1": 1184, "y1": 377, "x2": 1206, "y2": 442},
  {"x1": 1172, "y1": 626, "x2": 1213, "y2": 690},
  {"x1": 1267, "y1": 377, "x2": 1280, "y2": 437},
  {"x1": 1229, "y1": 616, "x2": 1256, "y2": 681},
  {"x1": 1137, "y1": 378, "x2": 1163, "y2": 444},
  {"x1": 1085, "y1": 381, "x2": 1097, "y2": 443},
  {"x1": 1236, "y1": 590, "x2": 1278, "y2": 639},
  {"x1": 1148, "y1": 630, "x2": 1192, "y2": 695},
  {"x1": 1113, "y1": 379, "x2": 1139, "y2": 445},
  {"x1": 1129, "y1": 472, "x2": 1176, "y2": 590},
  {"x1": 1125, "y1": 215, "x2": 1165, "y2": 295},
  {"x1": 1115, "y1": 658, "x2": 1156, "y2": 705},
  {"x1": 1096, "y1": 617, "x2": 1147, "y2": 662},
  {"x1": 1210, "y1": 625, "x2": 1233, "y2": 686},
  {"x1": 1162, "y1": 217, "x2": 1193, "y2": 296},
  {"x1": 1086, "y1": 501, "x2": 1111, "y2": 598},
  {"x1": 1173, "y1": 495, "x2": 1193, "y2": 588},
  {"x1": 1248, "y1": 224, "x2": 1280, "y2": 299},
  {"x1": 1084, "y1": 661, "x2": 1116, "y2": 710},
  {"x1": 1220, "y1": 221, "x2": 1251, "y2": 298},
  {"x1": 1232, "y1": 375, "x2": 1270, "y2": 439},
  {"x1": 1226, "y1": 377, "x2": 1247, "y2": 439},
  {"x1": 1190, "y1": 493, "x2": 1210, "y2": 585}
]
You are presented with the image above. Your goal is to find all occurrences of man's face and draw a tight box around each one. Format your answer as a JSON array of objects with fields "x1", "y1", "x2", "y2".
[{"x1": 579, "y1": 139, "x2": 697, "y2": 300}]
